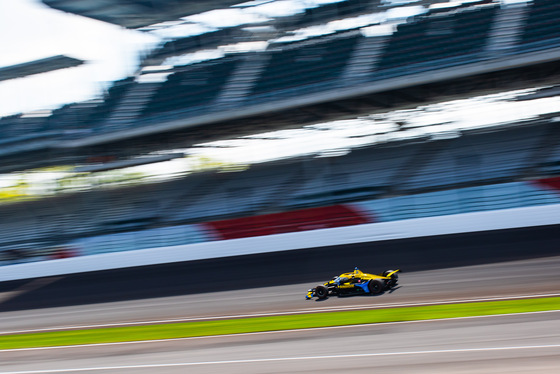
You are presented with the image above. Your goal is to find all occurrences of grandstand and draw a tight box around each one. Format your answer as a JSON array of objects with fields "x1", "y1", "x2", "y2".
[
  {"x1": 2, "y1": 116, "x2": 560, "y2": 264},
  {"x1": 0, "y1": 3, "x2": 558, "y2": 159},
  {"x1": 1, "y1": 0, "x2": 560, "y2": 267}
]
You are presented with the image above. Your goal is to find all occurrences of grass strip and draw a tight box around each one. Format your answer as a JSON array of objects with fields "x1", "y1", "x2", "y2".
[{"x1": 2, "y1": 296, "x2": 559, "y2": 350}]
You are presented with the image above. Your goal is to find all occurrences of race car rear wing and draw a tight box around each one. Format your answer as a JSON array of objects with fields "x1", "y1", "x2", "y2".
[{"x1": 384, "y1": 269, "x2": 400, "y2": 277}]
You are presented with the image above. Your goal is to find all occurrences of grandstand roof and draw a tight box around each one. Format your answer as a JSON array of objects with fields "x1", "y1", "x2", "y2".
[
  {"x1": 41, "y1": 0, "x2": 245, "y2": 29},
  {"x1": 0, "y1": 55, "x2": 84, "y2": 82}
]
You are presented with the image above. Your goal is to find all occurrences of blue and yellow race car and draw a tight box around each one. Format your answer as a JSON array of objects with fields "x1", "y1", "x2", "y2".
[{"x1": 306, "y1": 268, "x2": 400, "y2": 300}]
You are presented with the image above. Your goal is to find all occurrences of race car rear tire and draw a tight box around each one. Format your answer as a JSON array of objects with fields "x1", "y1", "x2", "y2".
[
  {"x1": 383, "y1": 270, "x2": 398, "y2": 279},
  {"x1": 315, "y1": 285, "x2": 329, "y2": 299},
  {"x1": 383, "y1": 270, "x2": 398, "y2": 288},
  {"x1": 368, "y1": 279, "x2": 385, "y2": 294}
]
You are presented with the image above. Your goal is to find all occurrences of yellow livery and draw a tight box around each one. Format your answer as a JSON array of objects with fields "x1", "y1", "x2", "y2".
[{"x1": 306, "y1": 268, "x2": 400, "y2": 300}]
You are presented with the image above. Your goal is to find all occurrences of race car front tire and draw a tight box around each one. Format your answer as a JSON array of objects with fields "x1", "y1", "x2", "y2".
[{"x1": 315, "y1": 285, "x2": 329, "y2": 299}]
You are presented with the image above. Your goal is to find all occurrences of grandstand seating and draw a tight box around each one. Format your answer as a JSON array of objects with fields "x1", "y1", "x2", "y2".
[
  {"x1": 402, "y1": 125, "x2": 546, "y2": 190},
  {"x1": 286, "y1": 143, "x2": 420, "y2": 207},
  {"x1": 542, "y1": 139, "x2": 560, "y2": 174},
  {"x1": 145, "y1": 28, "x2": 235, "y2": 65},
  {"x1": 376, "y1": 4, "x2": 498, "y2": 72},
  {"x1": 71, "y1": 224, "x2": 210, "y2": 256},
  {"x1": 141, "y1": 57, "x2": 239, "y2": 117},
  {"x1": 49, "y1": 77, "x2": 135, "y2": 134},
  {"x1": 50, "y1": 102, "x2": 101, "y2": 133},
  {"x1": 206, "y1": 204, "x2": 372, "y2": 240},
  {"x1": 0, "y1": 115, "x2": 50, "y2": 145},
  {"x1": 275, "y1": 0, "x2": 371, "y2": 30},
  {"x1": 167, "y1": 165, "x2": 297, "y2": 221},
  {"x1": 4, "y1": 2, "x2": 560, "y2": 266},
  {"x1": 521, "y1": 0, "x2": 560, "y2": 49},
  {"x1": 51, "y1": 178, "x2": 560, "y2": 260},
  {"x1": 3, "y1": 0, "x2": 560, "y2": 144},
  {"x1": 357, "y1": 180, "x2": 560, "y2": 222},
  {"x1": 2, "y1": 122, "x2": 560, "y2": 264},
  {"x1": 251, "y1": 34, "x2": 360, "y2": 98}
]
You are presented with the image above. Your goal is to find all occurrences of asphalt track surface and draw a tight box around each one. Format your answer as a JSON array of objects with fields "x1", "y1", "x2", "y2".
[
  {"x1": 1, "y1": 224, "x2": 559, "y2": 314},
  {"x1": 0, "y1": 225, "x2": 559, "y2": 373},
  {"x1": 0, "y1": 256, "x2": 559, "y2": 373},
  {"x1": 1, "y1": 255, "x2": 559, "y2": 334}
]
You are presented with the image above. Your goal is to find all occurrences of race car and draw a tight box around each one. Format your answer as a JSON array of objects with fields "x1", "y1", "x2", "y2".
[{"x1": 306, "y1": 267, "x2": 400, "y2": 300}]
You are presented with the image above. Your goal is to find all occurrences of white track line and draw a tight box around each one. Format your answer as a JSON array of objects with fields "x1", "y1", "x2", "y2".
[
  {"x1": 2, "y1": 309, "x2": 559, "y2": 353},
  {"x1": 3, "y1": 344, "x2": 560, "y2": 373},
  {"x1": 2, "y1": 292, "x2": 559, "y2": 335}
]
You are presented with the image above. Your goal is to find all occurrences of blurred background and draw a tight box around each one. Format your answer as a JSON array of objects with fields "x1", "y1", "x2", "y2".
[
  {"x1": 0, "y1": 0, "x2": 559, "y2": 271},
  {"x1": 2, "y1": 3, "x2": 560, "y2": 373}
]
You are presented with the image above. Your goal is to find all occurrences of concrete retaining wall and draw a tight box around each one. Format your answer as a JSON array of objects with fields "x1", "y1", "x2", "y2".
[{"x1": 2, "y1": 203, "x2": 559, "y2": 282}]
